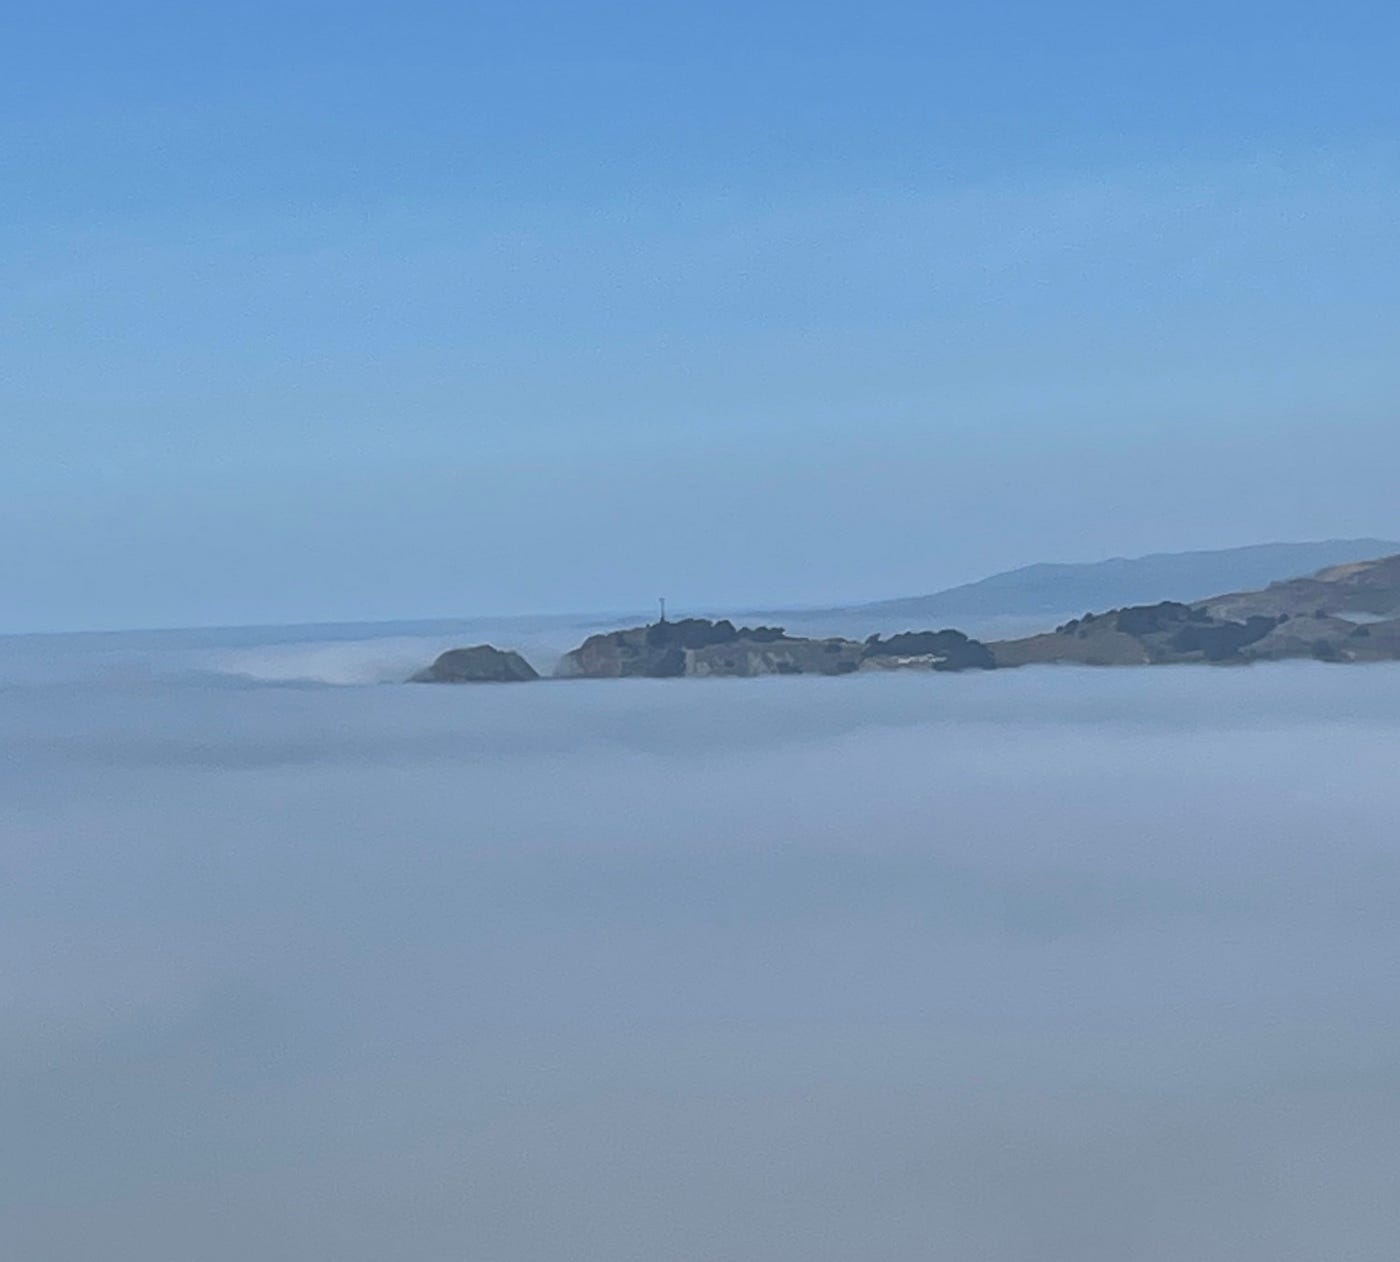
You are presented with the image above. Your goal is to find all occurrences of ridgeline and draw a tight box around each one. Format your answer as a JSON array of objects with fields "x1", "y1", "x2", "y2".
[{"x1": 410, "y1": 552, "x2": 1400, "y2": 683}]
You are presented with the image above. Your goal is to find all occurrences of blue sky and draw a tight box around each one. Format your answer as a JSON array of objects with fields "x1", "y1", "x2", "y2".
[{"x1": 5, "y1": 1, "x2": 1399, "y2": 631}]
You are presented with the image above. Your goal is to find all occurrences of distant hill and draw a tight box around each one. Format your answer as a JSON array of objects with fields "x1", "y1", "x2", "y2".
[
  {"x1": 990, "y1": 551, "x2": 1400, "y2": 669},
  {"x1": 830, "y1": 540, "x2": 1400, "y2": 624}
]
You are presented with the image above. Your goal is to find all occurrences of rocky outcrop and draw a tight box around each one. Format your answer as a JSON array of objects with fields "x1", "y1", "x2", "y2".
[
  {"x1": 554, "y1": 619, "x2": 997, "y2": 679},
  {"x1": 687, "y1": 636, "x2": 865, "y2": 678},
  {"x1": 861, "y1": 629, "x2": 996, "y2": 672},
  {"x1": 410, "y1": 645, "x2": 539, "y2": 683},
  {"x1": 553, "y1": 619, "x2": 860, "y2": 679}
]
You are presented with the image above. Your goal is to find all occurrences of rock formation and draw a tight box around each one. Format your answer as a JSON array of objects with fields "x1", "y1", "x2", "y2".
[
  {"x1": 409, "y1": 552, "x2": 1400, "y2": 684},
  {"x1": 410, "y1": 645, "x2": 539, "y2": 683},
  {"x1": 553, "y1": 619, "x2": 996, "y2": 679},
  {"x1": 553, "y1": 619, "x2": 856, "y2": 678},
  {"x1": 861, "y1": 629, "x2": 997, "y2": 671}
]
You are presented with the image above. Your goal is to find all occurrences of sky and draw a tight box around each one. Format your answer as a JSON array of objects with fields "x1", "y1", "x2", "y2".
[{"x1": 5, "y1": 0, "x2": 1400, "y2": 632}]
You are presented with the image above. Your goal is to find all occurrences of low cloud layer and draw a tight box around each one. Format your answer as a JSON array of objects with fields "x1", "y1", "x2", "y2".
[{"x1": 6, "y1": 643, "x2": 1400, "y2": 1260}]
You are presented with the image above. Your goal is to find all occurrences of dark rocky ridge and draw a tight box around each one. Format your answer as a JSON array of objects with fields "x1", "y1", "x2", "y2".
[
  {"x1": 556, "y1": 619, "x2": 854, "y2": 678},
  {"x1": 862, "y1": 630, "x2": 997, "y2": 671},
  {"x1": 410, "y1": 645, "x2": 539, "y2": 683},
  {"x1": 552, "y1": 618, "x2": 999, "y2": 679}
]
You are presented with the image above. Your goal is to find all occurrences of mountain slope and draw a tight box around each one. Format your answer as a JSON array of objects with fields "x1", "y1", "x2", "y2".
[
  {"x1": 1199, "y1": 552, "x2": 1400, "y2": 621},
  {"x1": 989, "y1": 552, "x2": 1400, "y2": 669},
  {"x1": 836, "y1": 539, "x2": 1400, "y2": 623}
]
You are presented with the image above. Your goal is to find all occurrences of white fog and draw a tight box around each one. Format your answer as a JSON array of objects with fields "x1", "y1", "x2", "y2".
[{"x1": 5, "y1": 630, "x2": 1400, "y2": 1260}]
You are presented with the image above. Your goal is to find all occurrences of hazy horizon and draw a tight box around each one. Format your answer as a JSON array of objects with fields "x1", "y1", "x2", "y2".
[
  {"x1": 7, "y1": 534, "x2": 1400, "y2": 639},
  {"x1": 7, "y1": 3, "x2": 1400, "y2": 631}
]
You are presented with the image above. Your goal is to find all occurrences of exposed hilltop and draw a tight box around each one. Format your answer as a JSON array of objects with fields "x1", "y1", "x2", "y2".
[
  {"x1": 991, "y1": 553, "x2": 1400, "y2": 668},
  {"x1": 1199, "y1": 553, "x2": 1400, "y2": 622}
]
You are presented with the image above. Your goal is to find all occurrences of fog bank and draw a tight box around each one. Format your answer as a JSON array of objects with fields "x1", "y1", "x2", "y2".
[{"x1": 6, "y1": 650, "x2": 1400, "y2": 1260}]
